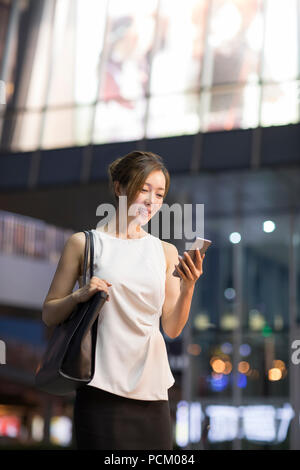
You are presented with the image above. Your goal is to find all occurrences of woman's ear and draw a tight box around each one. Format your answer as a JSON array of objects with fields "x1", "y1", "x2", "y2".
[{"x1": 114, "y1": 181, "x2": 125, "y2": 197}]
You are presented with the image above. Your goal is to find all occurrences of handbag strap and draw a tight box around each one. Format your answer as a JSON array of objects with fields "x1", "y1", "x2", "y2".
[
  {"x1": 89, "y1": 230, "x2": 94, "y2": 279},
  {"x1": 82, "y1": 230, "x2": 94, "y2": 285}
]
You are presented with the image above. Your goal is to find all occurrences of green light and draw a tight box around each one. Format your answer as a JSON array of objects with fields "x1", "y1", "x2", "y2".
[{"x1": 262, "y1": 324, "x2": 272, "y2": 337}]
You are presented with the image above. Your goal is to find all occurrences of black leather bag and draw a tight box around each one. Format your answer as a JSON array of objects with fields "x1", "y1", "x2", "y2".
[{"x1": 35, "y1": 230, "x2": 108, "y2": 396}]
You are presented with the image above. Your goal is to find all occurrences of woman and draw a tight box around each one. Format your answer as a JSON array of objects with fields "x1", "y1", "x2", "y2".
[{"x1": 42, "y1": 150, "x2": 205, "y2": 450}]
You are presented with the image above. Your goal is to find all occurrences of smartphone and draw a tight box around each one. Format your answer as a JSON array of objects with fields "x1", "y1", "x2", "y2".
[{"x1": 172, "y1": 237, "x2": 212, "y2": 278}]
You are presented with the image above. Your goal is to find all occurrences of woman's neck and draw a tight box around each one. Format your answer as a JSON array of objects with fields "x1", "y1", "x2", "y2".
[{"x1": 101, "y1": 216, "x2": 145, "y2": 239}]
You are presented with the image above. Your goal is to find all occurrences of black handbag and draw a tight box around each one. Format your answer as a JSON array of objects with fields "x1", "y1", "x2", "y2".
[{"x1": 35, "y1": 230, "x2": 108, "y2": 396}]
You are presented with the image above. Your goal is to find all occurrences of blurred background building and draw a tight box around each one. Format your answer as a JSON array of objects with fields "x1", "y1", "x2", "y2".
[{"x1": 0, "y1": 0, "x2": 300, "y2": 450}]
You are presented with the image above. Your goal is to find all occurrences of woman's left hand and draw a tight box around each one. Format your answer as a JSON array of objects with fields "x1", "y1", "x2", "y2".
[{"x1": 175, "y1": 249, "x2": 205, "y2": 290}]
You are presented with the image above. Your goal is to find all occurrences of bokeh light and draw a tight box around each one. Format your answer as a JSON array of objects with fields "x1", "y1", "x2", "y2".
[
  {"x1": 263, "y1": 220, "x2": 276, "y2": 233},
  {"x1": 268, "y1": 368, "x2": 282, "y2": 381},
  {"x1": 229, "y1": 232, "x2": 241, "y2": 244}
]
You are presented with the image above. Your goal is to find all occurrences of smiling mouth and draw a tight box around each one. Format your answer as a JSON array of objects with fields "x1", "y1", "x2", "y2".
[{"x1": 138, "y1": 207, "x2": 150, "y2": 216}]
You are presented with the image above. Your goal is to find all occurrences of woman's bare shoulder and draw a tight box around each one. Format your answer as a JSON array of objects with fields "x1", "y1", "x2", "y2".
[
  {"x1": 70, "y1": 231, "x2": 86, "y2": 243},
  {"x1": 161, "y1": 239, "x2": 179, "y2": 252},
  {"x1": 160, "y1": 240, "x2": 179, "y2": 272},
  {"x1": 69, "y1": 231, "x2": 89, "y2": 278},
  {"x1": 69, "y1": 232, "x2": 86, "y2": 255}
]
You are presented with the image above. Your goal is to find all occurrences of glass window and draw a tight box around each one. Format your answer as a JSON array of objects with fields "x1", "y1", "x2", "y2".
[
  {"x1": 93, "y1": 99, "x2": 146, "y2": 144},
  {"x1": 74, "y1": 0, "x2": 107, "y2": 105},
  {"x1": 262, "y1": 0, "x2": 299, "y2": 82},
  {"x1": 11, "y1": 110, "x2": 42, "y2": 151},
  {"x1": 0, "y1": 1, "x2": 12, "y2": 74},
  {"x1": 41, "y1": 106, "x2": 94, "y2": 149},
  {"x1": 46, "y1": 0, "x2": 76, "y2": 107},
  {"x1": 22, "y1": 0, "x2": 54, "y2": 110},
  {"x1": 73, "y1": 105, "x2": 95, "y2": 146},
  {"x1": 1, "y1": 0, "x2": 300, "y2": 151},
  {"x1": 150, "y1": 0, "x2": 209, "y2": 95},
  {"x1": 0, "y1": 110, "x2": 42, "y2": 152},
  {"x1": 146, "y1": 93, "x2": 200, "y2": 138},
  {"x1": 203, "y1": 0, "x2": 264, "y2": 87},
  {"x1": 1, "y1": 0, "x2": 31, "y2": 110},
  {"x1": 98, "y1": 0, "x2": 158, "y2": 102},
  {"x1": 260, "y1": 81, "x2": 300, "y2": 127},
  {"x1": 201, "y1": 83, "x2": 260, "y2": 132}
]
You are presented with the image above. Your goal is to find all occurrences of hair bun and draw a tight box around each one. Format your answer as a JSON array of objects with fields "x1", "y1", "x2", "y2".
[{"x1": 108, "y1": 157, "x2": 122, "y2": 181}]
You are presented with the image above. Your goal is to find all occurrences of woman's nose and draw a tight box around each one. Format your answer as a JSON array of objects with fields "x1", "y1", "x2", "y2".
[{"x1": 146, "y1": 192, "x2": 156, "y2": 204}]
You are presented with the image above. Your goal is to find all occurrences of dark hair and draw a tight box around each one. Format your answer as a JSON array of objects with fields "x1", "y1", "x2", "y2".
[{"x1": 108, "y1": 150, "x2": 170, "y2": 208}]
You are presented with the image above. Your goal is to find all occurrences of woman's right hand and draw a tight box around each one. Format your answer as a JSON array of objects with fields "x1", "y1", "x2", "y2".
[{"x1": 73, "y1": 276, "x2": 112, "y2": 304}]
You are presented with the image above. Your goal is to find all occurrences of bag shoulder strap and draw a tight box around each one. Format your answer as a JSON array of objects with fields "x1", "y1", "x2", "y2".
[
  {"x1": 89, "y1": 230, "x2": 94, "y2": 279},
  {"x1": 82, "y1": 230, "x2": 94, "y2": 285}
]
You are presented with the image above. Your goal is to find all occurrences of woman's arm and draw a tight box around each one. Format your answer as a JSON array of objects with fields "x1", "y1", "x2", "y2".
[
  {"x1": 42, "y1": 232, "x2": 85, "y2": 327},
  {"x1": 161, "y1": 244, "x2": 204, "y2": 339},
  {"x1": 42, "y1": 232, "x2": 112, "y2": 327}
]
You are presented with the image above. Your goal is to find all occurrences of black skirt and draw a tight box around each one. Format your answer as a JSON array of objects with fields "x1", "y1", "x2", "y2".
[{"x1": 73, "y1": 385, "x2": 173, "y2": 450}]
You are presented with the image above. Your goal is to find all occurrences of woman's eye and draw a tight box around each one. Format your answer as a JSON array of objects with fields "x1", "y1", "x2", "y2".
[{"x1": 142, "y1": 189, "x2": 163, "y2": 198}]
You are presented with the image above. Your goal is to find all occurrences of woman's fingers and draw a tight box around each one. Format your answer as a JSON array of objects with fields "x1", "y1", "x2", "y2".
[
  {"x1": 102, "y1": 279, "x2": 112, "y2": 300},
  {"x1": 181, "y1": 252, "x2": 197, "y2": 278},
  {"x1": 175, "y1": 263, "x2": 185, "y2": 279},
  {"x1": 179, "y1": 255, "x2": 193, "y2": 279},
  {"x1": 179, "y1": 249, "x2": 205, "y2": 281},
  {"x1": 92, "y1": 278, "x2": 112, "y2": 300}
]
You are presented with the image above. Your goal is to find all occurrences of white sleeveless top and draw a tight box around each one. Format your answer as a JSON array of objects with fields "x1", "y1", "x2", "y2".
[{"x1": 81, "y1": 228, "x2": 175, "y2": 401}]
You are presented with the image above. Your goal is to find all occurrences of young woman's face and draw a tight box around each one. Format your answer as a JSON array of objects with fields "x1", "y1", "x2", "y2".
[{"x1": 132, "y1": 170, "x2": 166, "y2": 223}]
